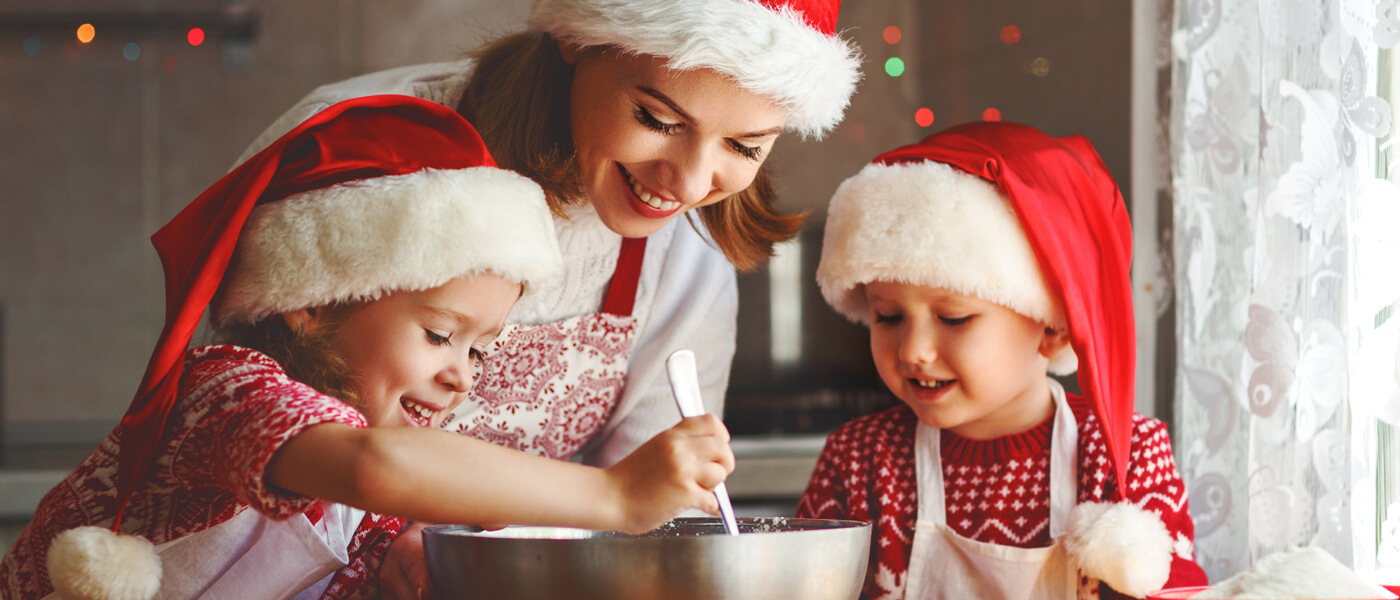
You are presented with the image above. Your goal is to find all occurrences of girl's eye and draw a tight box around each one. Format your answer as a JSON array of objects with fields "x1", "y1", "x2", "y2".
[
  {"x1": 938, "y1": 315, "x2": 972, "y2": 326},
  {"x1": 425, "y1": 330, "x2": 452, "y2": 346},
  {"x1": 633, "y1": 105, "x2": 682, "y2": 135},
  {"x1": 728, "y1": 140, "x2": 764, "y2": 161},
  {"x1": 470, "y1": 347, "x2": 486, "y2": 364},
  {"x1": 873, "y1": 312, "x2": 903, "y2": 324}
]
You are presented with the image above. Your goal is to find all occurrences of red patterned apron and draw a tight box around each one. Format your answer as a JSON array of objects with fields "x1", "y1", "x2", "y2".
[{"x1": 440, "y1": 237, "x2": 646, "y2": 460}]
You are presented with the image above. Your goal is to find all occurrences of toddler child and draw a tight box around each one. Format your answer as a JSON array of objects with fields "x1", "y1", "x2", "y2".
[
  {"x1": 797, "y1": 121, "x2": 1208, "y2": 600},
  {"x1": 1, "y1": 95, "x2": 733, "y2": 600}
]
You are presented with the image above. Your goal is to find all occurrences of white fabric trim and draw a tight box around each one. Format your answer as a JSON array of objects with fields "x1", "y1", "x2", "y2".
[
  {"x1": 529, "y1": 0, "x2": 860, "y2": 138},
  {"x1": 817, "y1": 159, "x2": 1079, "y2": 374},
  {"x1": 215, "y1": 167, "x2": 563, "y2": 325}
]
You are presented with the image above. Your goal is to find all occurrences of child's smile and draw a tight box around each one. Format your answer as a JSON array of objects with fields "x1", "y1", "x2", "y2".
[
  {"x1": 294, "y1": 273, "x2": 521, "y2": 429},
  {"x1": 864, "y1": 281, "x2": 1068, "y2": 440}
]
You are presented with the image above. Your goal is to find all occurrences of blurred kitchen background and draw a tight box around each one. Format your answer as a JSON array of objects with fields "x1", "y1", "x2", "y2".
[{"x1": 0, "y1": 0, "x2": 1147, "y2": 545}]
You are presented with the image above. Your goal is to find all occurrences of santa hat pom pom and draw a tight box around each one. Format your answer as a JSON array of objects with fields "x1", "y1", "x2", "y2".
[
  {"x1": 1064, "y1": 502, "x2": 1172, "y2": 597},
  {"x1": 48, "y1": 526, "x2": 161, "y2": 600}
]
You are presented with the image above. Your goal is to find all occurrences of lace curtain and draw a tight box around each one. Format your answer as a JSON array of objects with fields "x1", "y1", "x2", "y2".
[{"x1": 1170, "y1": 0, "x2": 1400, "y2": 582}]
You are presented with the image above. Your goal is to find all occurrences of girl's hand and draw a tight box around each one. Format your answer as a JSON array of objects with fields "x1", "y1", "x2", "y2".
[
  {"x1": 603, "y1": 414, "x2": 735, "y2": 535},
  {"x1": 379, "y1": 522, "x2": 431, "y2": 600}
]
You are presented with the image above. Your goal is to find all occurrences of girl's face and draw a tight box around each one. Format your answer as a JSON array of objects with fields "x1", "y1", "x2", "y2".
[
  {"x1": 864, "y1": 281, "x2": 1070, "y2": 440},
  {"x1": 562, "y1": 45, "x2": 788, "y2": 238},
  {"x1": 303, "y1": 273, "x2": 521, "y2": 428}
]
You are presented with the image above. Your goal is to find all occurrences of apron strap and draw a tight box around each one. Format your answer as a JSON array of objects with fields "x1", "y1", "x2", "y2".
[{"x1": 600, "y1": 236, "x2": 647, "y2": 316}]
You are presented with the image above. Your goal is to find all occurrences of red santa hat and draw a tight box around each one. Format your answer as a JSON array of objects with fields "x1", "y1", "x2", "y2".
[
  {"x1": 47, "y1": 94, "x2": 562, "y2": 600},
  {"x1": 817, "y1": 121, "x2": 1175, "y2": 596},
  {"x1": 528, "y1": 0, "x2": 861, "y2": 139}
]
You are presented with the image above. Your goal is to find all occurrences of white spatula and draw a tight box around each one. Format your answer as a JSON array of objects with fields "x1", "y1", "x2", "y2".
[{"x1": 666, "y1": 349, "x2": 741, "y2": 536}]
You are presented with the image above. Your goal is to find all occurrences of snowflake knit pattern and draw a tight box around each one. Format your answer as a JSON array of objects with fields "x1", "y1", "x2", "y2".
[{"x1": 796, "y1": 393, "x2": 1207, "y2": 599}]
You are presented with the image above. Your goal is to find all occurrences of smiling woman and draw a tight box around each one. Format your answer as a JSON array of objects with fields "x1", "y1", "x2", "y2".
[{"x1": 232, "y1": 2, "x2": 861, "y2": 598}]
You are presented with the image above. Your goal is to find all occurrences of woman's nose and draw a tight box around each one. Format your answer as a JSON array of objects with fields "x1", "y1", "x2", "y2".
[{"x1": 657, "y1": 142, "x2": 717, "y2": 205}]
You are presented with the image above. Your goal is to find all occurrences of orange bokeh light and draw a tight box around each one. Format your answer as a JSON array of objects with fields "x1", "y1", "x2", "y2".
[
  {"x1": 76, "y1": 23, "x2": 95, "y2": 44},
  {"x1": 982, "y1": 108, "x2": 1002, "y2": 122},
  {"x1": 1000, "y1": 25, "x2": 1021, "y2": 44},
  {"x1": 883, "y1": 26, "x2": 902, "y2": 45},
  {"x1": 915, "y1": 108, "x2": 934, "y2": 127},
  {"x1": 187, "y1": 28, "x2": 205, "y2": 46}
]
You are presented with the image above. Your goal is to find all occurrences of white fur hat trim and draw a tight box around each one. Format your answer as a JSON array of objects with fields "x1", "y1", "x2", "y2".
[
  {"x1": 48, "y1": 526, "x2": 162, "y2": 600},
  {"x1": 215, "y1": 166, "x2": 563, "y2": 325},
  {"x1": 1064, "y1": 502, "x2": 1174, "y2": 597},
  {"x1": 529, "y1": 0, "x2": 861, "y2": 139},
  {"x1": 816, "y1": 160, "x2": 1078, "y2": 374}
]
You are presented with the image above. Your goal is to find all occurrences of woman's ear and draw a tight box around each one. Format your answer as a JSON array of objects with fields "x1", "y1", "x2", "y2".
[
  {"x1": 280, "y1": 307, "x2": 319, "y2": 336},
  {"x1": 1039, "y1": 326, "x2": 1072, "y2": 360}
]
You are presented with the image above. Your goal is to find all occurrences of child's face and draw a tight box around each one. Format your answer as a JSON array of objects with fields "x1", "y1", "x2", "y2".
[
  {"x1": 324, "y1": 272, "x2": 521, "y2": 428},
  {"x1": 864, "y1": 281, "x2": 1068, "y2": 440},
  {"x1": 561, "y1": 45, "x2": 786, "y2": 238}
]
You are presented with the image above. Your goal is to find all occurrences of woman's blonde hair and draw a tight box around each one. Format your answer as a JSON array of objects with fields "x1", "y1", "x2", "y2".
[{"x1": 460, "y1": 32, "x2": 806, "y2": 272}]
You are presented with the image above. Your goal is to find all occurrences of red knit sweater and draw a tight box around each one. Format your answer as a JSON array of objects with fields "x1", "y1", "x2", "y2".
[{"x1": 796, "y1": 394, "x2": 1207, "y2": 599}]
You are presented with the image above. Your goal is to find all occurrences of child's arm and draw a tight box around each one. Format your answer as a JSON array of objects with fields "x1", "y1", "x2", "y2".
[{"x1": 265, "y1": 414, "x2": 734, "y2": 535}]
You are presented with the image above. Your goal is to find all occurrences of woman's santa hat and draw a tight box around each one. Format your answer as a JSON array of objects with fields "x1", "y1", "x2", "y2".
[
  {"x1": 816, "y1": 121, "x2": 1173, "y2": 596},
  {"x1": 48, "y1": 94, "x2": 563, "y2": 600},
  {"x1": 529, "y1": 0, "x2": 861, "y2": 139}
]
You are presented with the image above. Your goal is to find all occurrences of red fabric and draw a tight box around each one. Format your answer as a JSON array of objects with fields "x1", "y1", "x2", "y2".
[
  {"x1": 599, "y1": 236, "x2": 648, "y2": 316},
  {"x1": 1, "y1": 345, "x2": 400, "y2": 600},
  {"x1": 797, "y1": 400, "x2": 1208, "y2": 600},
  {"x1": 868, "y1": 122, "x2": 1137, "y2": 498},
  {"x1": 117, "y1": 95, "x2": 496, "y2": 527},
  {"x1": 759, "y1": 0, "x2": 842, "y2": 34}
]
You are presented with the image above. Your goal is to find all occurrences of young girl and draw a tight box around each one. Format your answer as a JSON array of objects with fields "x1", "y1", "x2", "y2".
[
  {"x1": 0, "y1": 95, "x2": 734, "y2": 600},
  {"x1": 797, "y1": 121, "x2": 1209, "y2": 600}
]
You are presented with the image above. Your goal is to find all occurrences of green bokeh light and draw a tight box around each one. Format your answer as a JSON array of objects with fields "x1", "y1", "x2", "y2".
[{"x1": 884, "y1": 57, "x2": 905, "y2": 77}]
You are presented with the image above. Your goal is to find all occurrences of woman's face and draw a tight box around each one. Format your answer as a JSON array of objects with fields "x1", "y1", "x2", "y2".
[{"x1": 562, "y1": 45, "x2": 788, "y2": 238}]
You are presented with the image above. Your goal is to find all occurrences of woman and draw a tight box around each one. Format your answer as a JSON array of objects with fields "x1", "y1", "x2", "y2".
[{"x1": 237, "y1": 0, "x2": 861, "y2": 595}]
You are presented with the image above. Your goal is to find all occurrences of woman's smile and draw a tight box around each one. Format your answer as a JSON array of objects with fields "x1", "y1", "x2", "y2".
[{"x1": 617, "y1": 164, "x2": 682, "y2": 216}]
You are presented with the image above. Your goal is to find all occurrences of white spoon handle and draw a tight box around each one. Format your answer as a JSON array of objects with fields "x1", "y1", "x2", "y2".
[{"x1": 666, "y1": 350, "x2": 740, "y2": 536}]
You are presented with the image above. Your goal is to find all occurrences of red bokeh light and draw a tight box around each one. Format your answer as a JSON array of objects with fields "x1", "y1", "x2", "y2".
[
  {"x1": 982, "y1": 108, "x2": 1002, "y2": 122},
  {"x1": 187, "y1": 27, "x2": 205, "y2": 46},
  {"x1": 1000, "y1": 25, "x2": 1021, "y2": 44},
  {"x1": 883, "y1": 26, "x2": 902, "y2": 45},
  {"x1": 915, "y1": 108, "x2": 934, "y2": 127}
]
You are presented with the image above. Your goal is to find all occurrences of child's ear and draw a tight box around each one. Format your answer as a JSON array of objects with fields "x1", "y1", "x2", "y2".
[
  {"x1": 1039, "y1": 326, "x2": 1072, "y2": 360},
  {"x1": 556, "y1": 40, "x2": 582, "y2": 65},
  {"x1": 280, "y1": 307, "x2": 319, "y2": 336}
]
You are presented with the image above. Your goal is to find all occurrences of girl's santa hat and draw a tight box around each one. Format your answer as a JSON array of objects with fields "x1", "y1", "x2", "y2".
[
  {"x1": 528, "y1": 0, "x2": 861, "y2": 139},
  {"x1": 816, "y1": 121, "x2": 1173, "y2": 596},
  {"x1": 47, "y1": 94, "x2": 563, "y2": 600}
]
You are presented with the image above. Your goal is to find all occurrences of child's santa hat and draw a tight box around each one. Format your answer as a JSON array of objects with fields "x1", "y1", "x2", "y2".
[
  {"x1": 47, "y1": 94, "x2": 563, "y2": 600},
  {"x1": 816, "y1": 121, "x2": 1174, "y2": 596},
  {"x1": 528, "y1": 0, "x2": 861, "y2": 139}
]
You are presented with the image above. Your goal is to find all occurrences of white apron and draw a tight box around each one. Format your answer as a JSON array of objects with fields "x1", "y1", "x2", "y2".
[
  {"x1": 441, "y1": 237, "x2": 646, "y2": 460},
  {"x1": 903, "y1": 379, "x2": 1085, "y2": 600},
  {"x1": 39, "y1": 503, "x2": 365, "y2": 600}
]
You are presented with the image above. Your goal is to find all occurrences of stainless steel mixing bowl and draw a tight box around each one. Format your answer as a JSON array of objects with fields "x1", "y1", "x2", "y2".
[{"x1": 423, "y1": 517, "x2": 871, "y2": 600}]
